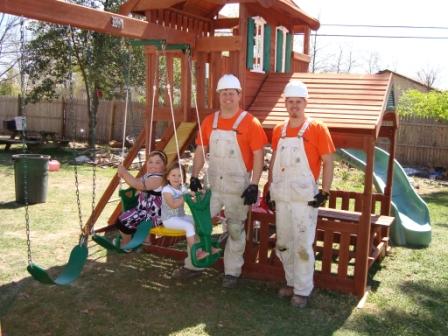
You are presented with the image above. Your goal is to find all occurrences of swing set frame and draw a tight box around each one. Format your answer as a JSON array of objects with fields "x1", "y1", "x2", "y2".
[{"x1": 1, "y1": 0, "x2": 398, "y2": 298}]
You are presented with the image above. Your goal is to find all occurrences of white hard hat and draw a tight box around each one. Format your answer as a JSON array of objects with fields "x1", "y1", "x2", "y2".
[
  {"x1": 284, "y1": 80, "x2": 308, "y2": 98},
  {"x1": 216, "y1": 74, "x2": 242, "y2": 92}
]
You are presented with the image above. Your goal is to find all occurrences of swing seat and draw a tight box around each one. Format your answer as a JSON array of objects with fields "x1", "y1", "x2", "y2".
[
  {"x1": 27, "y1": 243, "x2": 88, "y2": 285},
  {"x1": 119, "y1": 188, "x2": 184, "y2": 239},
  {"x1": 93, "y1": 219, "x2": 153, "y2": 253},
  {"x1": 184, "y1": 189, "x2": 222, "y2": 268},
  {"x1": 150, "y1": 226, "x2": 185, "y2": 237}
]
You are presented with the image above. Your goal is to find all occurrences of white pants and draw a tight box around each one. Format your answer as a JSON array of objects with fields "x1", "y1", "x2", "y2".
[
  {"x1": 164, "y1": 215, "x2": 202, "y2": 271},
  {"x1": 163, "y1": 215, "x2": 195, "y2": 237},
  {"x1": 275, "y1": 201, "x2": 318, "y2": 296},
  {"x1": 210, "y1": 191, "x2": 248, "y2": 277}
]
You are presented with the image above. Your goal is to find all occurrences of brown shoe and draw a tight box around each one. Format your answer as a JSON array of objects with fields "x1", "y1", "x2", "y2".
[
  {"x1": 278, "y1": 286, "x2": 294, "y2": 298},
  {"x1": 171, "y1": 267, "x2": 202, "y2": 280},
  {"x1": 291, "y1": 295, "x2": 308, "y2": 308}
]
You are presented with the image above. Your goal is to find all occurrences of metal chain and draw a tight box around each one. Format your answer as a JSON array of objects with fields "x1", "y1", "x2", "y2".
[
  {"x1": 18, "y1": 17, "x2": 33, "y2": 265},
  {"x1": 67, "y1": 26, "x2": 85, "y2": 235}
]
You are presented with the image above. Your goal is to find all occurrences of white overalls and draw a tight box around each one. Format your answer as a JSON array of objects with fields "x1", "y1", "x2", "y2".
[
  {"x1": 208, "y1": 111, "x2": 250, "y2": 277},
  {"x1": 270, "y1": 119, "x2": 318, "y2": 296}
]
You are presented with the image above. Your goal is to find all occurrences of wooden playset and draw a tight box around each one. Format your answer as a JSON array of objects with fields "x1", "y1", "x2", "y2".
[{"x1": 0, "y1": 0, "x2": 397, "y2": 297}]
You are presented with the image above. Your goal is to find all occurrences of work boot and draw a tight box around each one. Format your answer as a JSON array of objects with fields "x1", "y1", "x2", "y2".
[
  {"x1": 222, "y1": 274, "x2": 238, "y2": 289},
  {"x1": 171, "y1": 267, "x2": 202, "y2": 280},
  {"x1": 278, "y1": 286, "x2": 294, "y2": 298},
  {"x1": 290, "y1": 295, "x2": 308, "y2": 309}
]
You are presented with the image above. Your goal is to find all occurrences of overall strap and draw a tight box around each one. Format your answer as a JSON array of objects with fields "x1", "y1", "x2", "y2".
[
  {"x1": 298, "y1": 118, "x2": 311, "y2": 138},
  {"x1": 232, "y1": 111, "x2": 248, "y2": 131},
  {"x1": 281, "y1": 120, "x2": 288, "y2": 138},
  {"x1": 212, "y1": 111, "x2": 220, "y2": 129}
]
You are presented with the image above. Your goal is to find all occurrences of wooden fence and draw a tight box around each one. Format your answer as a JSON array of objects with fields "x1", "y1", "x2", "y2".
[
  {"x1": 378, "y1": 115, "x2": 448, "y2": 167},
  {"x1": 0, "y1": 95, "x2": 146, "y2": 144}
]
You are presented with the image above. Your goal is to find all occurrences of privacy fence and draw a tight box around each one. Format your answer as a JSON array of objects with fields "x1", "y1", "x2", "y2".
[
  {"x1": 0, "y1": 96, "x2": 146, "y2": 144},
  {"x1": 1, "y1": 96, "x2": 447, "y2": 167}
]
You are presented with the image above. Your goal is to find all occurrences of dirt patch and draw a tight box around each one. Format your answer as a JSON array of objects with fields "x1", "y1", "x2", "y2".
[{"x1": 409, "y1": 177, "x2": 448, "y2": 195}]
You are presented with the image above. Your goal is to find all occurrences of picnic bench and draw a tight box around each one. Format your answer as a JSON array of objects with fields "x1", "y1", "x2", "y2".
[{"x1": 0, "y1": 130, "x2": 68, "y2": 151}]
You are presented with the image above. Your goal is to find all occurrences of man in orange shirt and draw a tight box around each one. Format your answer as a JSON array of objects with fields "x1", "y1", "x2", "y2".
[
  {"x1": 268, "y1": 80, "x2": 335, "y2": 308},
  {"x1": 187, "y1": 74, "x2": 268, "y2": 288}
]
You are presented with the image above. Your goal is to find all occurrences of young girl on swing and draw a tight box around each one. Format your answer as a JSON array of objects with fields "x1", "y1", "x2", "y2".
[
  {"x1": 161, "y1": 162, "x2": 219, "y2": 260},
  {"x1": 116, "y1": 150, "x2": 167, "y2": 247}
]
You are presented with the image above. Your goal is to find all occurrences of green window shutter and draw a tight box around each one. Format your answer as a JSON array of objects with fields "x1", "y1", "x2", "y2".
[
  {"x1": 275, "y1": 29, "x2": 284, "y2": 72},
  {"x1": 246, "y1": 17, "x2": 255, "y2": 69},
  {"x1": 263, "y1": 24, "x2": 271, "y2": 72},
  {"x1": 285, "y1": 33, "x2": 293, "y2": 72}
]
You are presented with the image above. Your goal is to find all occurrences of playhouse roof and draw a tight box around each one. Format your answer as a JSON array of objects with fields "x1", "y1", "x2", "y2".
[
  {"x1": 249, "y1": 72, "x2": 393, "y2": 137},
  {"x1": 120, "y1": 0, "x2": 320, "y2": 29}
]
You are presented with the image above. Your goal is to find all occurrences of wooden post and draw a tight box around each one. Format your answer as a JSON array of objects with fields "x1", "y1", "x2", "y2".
[
  {"x1": 182, "y1": 51, "x2": 192, "y2": 121},
  {"x1": 238, "y1": 4, "x2": 248, "y2": 109},
  {"x1": 196, "y1": 52, "x2": 205, "y2": 110},
  {"x1": 354, "y1": 137, "x2": 375, "y2": 296},
  {"x1": 61, "y1": 97, "x2": 66, "y2": 139},
  {"x1": 303, "y1": 26, "x2": 311, "y2": 56},
  {"x1": 107, "y1": 98, "x2": 116, "y2": 143},
  {"x1": 383, "y1": 112, "x2": 399, "y2": 215}
]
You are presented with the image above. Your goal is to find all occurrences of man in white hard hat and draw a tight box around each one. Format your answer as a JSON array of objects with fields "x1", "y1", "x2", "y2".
[
  {"x1": 267, "y1": 80, "x2": 335, "y2": 308},
  {"x1": 185, "y1": 74, "x2": 268, "y2": 287}
]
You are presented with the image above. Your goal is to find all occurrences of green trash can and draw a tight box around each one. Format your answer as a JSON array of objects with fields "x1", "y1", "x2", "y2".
[{"x1": 12, "y1": 154, "x2": 50, "y2": 204}]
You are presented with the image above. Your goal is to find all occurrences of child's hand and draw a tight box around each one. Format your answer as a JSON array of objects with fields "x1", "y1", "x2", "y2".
[{"x1": 117, "y1": 164, "x2": 126, "y2": 178}]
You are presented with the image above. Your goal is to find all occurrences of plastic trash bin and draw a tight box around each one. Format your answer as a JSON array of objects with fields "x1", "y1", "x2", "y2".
[{"x1": 12, "y1": 154, "x2": 50, "y2": 204}]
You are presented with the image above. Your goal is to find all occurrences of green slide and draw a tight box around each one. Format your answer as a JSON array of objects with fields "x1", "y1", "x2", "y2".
[{"x1": 337, "y1": 147, "x2": 431, "y2": 247}]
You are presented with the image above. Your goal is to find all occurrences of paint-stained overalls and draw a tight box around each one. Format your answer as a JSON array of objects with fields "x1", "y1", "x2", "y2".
[
  {"x1": 208, "y1": 111, "x2": 250, "y2": 277},
  {"x1": 270, "y1": 119, "x2": 318, "y2": 296}
]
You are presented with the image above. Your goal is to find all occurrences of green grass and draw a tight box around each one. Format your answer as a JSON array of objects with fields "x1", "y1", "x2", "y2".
[{"x1": 1, "y1": 147, "x2": 447, "y2": 335}]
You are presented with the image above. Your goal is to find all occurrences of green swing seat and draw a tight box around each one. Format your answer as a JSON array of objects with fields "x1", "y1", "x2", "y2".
[
  {"x1": 27, "y1": 243, "x2": 88, "y2": 285},
  {"x1": 93, "y1": 187, "x2": 183, "y2": 252},
  {"x1": 184, "y1": 189, "x2": 222, "y2": 268}
]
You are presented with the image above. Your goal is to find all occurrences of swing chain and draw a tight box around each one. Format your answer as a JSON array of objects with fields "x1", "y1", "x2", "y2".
[{"x1": 18, "y1": 17, "x2": 33, "y2": 265}]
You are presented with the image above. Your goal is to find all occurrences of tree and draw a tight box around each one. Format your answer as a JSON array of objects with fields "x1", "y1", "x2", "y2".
[
  {"x1": 398, "y1": 89, "x2": 448, "y2": 121},
  {"x1": 22, "y1": 0, "x2": 145, "y2": 147},
  {"x1": 417, "y1": 67, "x2": 438, "y2": 90},
  {"x1": 0, "y1": 14, "x2": 20, "y2": 88}
]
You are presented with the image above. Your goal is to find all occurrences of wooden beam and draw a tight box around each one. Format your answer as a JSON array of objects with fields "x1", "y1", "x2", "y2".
[
  {"x1": 196, "y1": 36, "x2": 241, "y2": 52},
  {"x1": 134, "y1": 0, "x2": 185, "y2": 12},
  {"x1": 212, "y1": 18, "x2": 239, "y2": 30},
  {"x1": 0, "y1": 0, "x2": 195, "y2": 45},
  {"x1": 118, "y1": 0, "x2": 140, "y2": 15}
]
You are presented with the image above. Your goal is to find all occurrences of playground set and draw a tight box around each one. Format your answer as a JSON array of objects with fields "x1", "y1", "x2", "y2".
[{"x1": 0, "y1": 0, "x2": 431, "y2": 297}]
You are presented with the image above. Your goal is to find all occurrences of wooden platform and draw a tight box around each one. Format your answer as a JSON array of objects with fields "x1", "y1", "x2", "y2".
[{"x1": 242, "y1": 191, "x2": 394, "y2": 296}]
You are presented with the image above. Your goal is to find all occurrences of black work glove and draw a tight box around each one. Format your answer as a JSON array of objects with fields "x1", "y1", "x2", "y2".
[
  {"x1": 308, "y1": 191, "x2": 329, "y2": 208},
  {"x1": 190, "y1": 176, "x2": 202, "y2": 192},
  {"x1": 265, "y1": 191, "x2": 276, "y2": 211},
  {"x1": 241, "y1": 184, "x2": 259, "y2": 205}
]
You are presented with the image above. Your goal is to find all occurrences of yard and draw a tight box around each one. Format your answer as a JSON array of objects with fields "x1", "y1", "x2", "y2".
[{"x1": 0, "y1": 146, "x2": 447, "y2": 336}]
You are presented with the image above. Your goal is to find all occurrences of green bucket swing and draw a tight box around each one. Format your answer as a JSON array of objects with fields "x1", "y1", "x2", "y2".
[{"x1": 184, "y1": 190, "x2": 222, "y2": 268}]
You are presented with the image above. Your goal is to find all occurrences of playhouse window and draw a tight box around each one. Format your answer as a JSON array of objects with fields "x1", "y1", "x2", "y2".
[
  {"x1": 247, "y1": 16, "x2": 271, "y2": 73},
  {"x1": 275, "y1": 26, "x2": 292, "y2": 73}
]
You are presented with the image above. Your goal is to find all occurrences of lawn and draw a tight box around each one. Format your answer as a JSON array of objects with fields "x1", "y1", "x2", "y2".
[{"x1": 0, "y1": 146, "x2": 447, "y2": 336}]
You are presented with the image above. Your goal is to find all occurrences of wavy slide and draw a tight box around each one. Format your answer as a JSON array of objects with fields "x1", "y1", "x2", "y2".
[{"x1": 337, "y1": 147, "x2": 431, "y2": 247}]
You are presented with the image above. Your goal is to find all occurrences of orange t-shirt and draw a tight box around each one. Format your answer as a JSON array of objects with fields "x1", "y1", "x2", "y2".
[
  {"x1": 196, "y1": 110, "x2": 268, "y2": 172},
  {"x1": 271, "y1": 119, "x2": 335, "y2": 181}
]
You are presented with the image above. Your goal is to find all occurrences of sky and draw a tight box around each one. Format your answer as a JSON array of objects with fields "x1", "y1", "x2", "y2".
[{"x1": 295, "y1": 0, "x2": 448, "y2": 89}]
